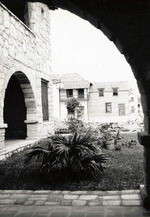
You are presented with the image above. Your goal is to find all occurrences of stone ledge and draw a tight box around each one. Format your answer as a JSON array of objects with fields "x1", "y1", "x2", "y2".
[{"x1": 0, "y1": 189, "x2": 142, "y2": 206}]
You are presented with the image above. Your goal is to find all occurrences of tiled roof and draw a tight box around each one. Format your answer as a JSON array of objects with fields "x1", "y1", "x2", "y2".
[
  {"x1": 53, "y1": 73, "x2": 91, "y2": 89},
  {"x1": 90, "y1": 81, "x2": 129, "y2": 91}
]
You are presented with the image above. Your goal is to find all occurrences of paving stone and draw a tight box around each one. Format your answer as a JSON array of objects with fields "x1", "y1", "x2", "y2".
[
  {"x1": 106, "y1": 191, "x2": 121, "y2": 195},
  {"x1": 102, "y1": 200, "x2": 121, "y2": 206},
  {"x1": 51, "y1": 191, "x2": 61, "y2": 194},
  {"x1": 70, "y1": 191, "x2": 87, "y2": 195},
  {"x1": 62, "y1": 191, "x2": 70, "y2": 194},
  {"x1": 14, "y1": 198, "x2": 27, "y2": 205},
  {"x1": 34, "y1": 200, "x2": 45, "y2": 206},
  {"x1": 0, "y1": 194, "x2": 11, "y2": 199},
  {"x1": 121, "y1": 194, "x2": 141, "y2": 200},
  {"x1": 24, "y1": 200, "x2": 35, "y2": 206},
  {"x1": 61, "y1": 200, "x2": 72, "y2": 206},
  {"x1": 88, "y1": 201, "x2": 102, "y2": 206},
  {"x1": 2, "y1": 190, "x2": 23, "y2": 194},
  {"x1": 0, "y1": 199, "x2": 16, "y2": 205},
  {"x1": 89, "y1": 191, "x2": 104, "y2": 195},
  {"x1": 44, "y1": 201, "x2": 60, "y2": 206},
  {"x1": 102, "y1": 195, "x2": 120, "y2": 200},
  {"x1": 47, "y1": 194, "x2": 63, "y2": 202},
  {"x1": 72, "y1": 200, "x2": 87, "y2": 206},
  {"x1": 79, "y1": 195, "x2": 98, "y2": 200},
  {"x1": 22, "y1": 191, "x2": 33, "y2": 194},
  {"x1": 64, "y1": 195, "x2": 78, "y2": 200},
  {"x1": 11, "y1": 194, "x2": 28, "y2": 199},
  {"x1": 122, "y1": 199, "x2": 142, "y2": 206},
  {"x1": 2, "y1": 190, "x2": 15, "y2": 193},
  {"x1": 28, "y1": 195, "x2": 48, "y2": 200},
  {"x1": 33, "y1": 190, "x2": 51, "y2": 194},
  {"x1": 121, "y1": 190, "x2": 140, "y2": 194}
]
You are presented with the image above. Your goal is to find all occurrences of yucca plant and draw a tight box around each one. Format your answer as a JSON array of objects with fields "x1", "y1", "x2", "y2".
[{"x1": 24, "y1": 131, "x2": 108, "y2": 182}]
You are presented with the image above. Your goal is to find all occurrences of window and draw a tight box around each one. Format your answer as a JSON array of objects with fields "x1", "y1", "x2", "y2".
[
  {"x1": 99, "y1": 88, "x2": 104, "y2": 97},
  {"x1": 113, "y1": 88, "x2": 118, "y2": 96},
  {"x1": 131, "y1": 106, "x2": 135, "y2": 113},
  {"x1": 78, "y1": 89, "x2": 84, "y2": 99},
  {"x1": 105, "y1": 103, "x2": 112, "y2": 113},
  {"x1": 66, "y1": 89, "x2": 73, "y2": 98},
  {"x1": 41, "y1": 79, "x2": 49, "y2": 121},
  {"x1": 118, "y1": 104, "x2": 125, "y2": 116}
]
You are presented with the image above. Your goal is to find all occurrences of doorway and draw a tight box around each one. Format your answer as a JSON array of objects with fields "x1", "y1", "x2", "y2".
[{"x1": 4, "y1": 75, "x2": 27, "y2": 139}]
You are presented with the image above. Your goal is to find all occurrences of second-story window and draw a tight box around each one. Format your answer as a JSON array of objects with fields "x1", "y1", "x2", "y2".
[
  {"x1": 66, "y1": 89, "x2": 73, "y2": 98},
  {"x1": 113, "y1": 88, "x2": 118, "y2": 96},
  {"x1": 78, "y1": 89, "x2": 84, "y2": 99},
  {"x1": 99, "y1": 88, "x2": 104, "y2": 97}
]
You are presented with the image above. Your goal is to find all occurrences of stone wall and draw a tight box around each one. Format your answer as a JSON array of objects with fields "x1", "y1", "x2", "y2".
[{"x1": 0, "y1": 2, "x2": 54, "y2": 149}]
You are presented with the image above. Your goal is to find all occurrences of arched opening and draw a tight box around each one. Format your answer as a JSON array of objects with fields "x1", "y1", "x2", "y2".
[
  {"x1": 4, "y1": 75, "x2": 27, "y2": 139},
  {"x1": 3, "y1": 71, "x2": 37, "y2": 141}
]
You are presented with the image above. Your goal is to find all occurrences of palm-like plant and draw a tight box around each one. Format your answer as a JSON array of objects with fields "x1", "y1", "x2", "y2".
[{"x1": 24, "y1": 131, "x2": 108, "y2": 181}]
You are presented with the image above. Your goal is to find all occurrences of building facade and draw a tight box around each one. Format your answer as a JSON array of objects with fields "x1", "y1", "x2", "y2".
[
  {"x1": 54, "y1": 74, "x2": 133, "y2": 123},
  {"x1": 0, "y1": 2, "x2": 54, "y2": 150},
  {"x1": 53, "y1": 74, "x2": 91, "y2": 121},
  {"x1": 128, "y1": 88, "x2": 143, "y2": 119},
  {"x1": 89, "y1": 81, "x2": 130, "y2": 123}
]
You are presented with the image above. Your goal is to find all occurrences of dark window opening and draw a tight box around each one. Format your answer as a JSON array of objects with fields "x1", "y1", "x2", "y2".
[
  {"x1": 41, "y1": 79, "x2": 49, "y2": 121},
  {"x1": 113, "y1": 88, "x2": 118, "y2": 96},
  {"x1": 78, "y1": 89, "x2": 84, "y2": 99},
  {"x1": 66, "y1": 89, "x2": 73, "y2": 98},
  {"x1": 105, "y1": 102, "x2": 112, "y2": 113},
  {"x1": 1, "y1": 0, "x2": 29, "y2": 25},
  {"x1": 99, "y1": 88, "x2": 104, "y2": 97}
]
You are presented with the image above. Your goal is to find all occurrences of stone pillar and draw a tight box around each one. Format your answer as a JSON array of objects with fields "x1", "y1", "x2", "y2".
[
  {"x1": 138, "y1": 131, "x2": 150, "y2": 209},
  {"x1": 0, "y1": 124, "x2": 7, "y2": 151},
  {"x1": 25, "y1": 120, "x2": 38, "y2": 140}
]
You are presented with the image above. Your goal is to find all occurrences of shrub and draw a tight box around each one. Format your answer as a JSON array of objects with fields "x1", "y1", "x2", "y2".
[
  {"x1": 67, "y1": 116, "x2": 84, "y2": 133},
  {"x1": 66, "y1": 97, "x2": 79, "y2": 113},
  {"x1": 24, "y1": 131, "x2": 108, "y2": 182}
]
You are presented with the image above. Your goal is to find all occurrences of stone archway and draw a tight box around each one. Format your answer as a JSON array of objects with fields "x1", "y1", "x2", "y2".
[
  {"x1": 4, "y1": 74, "x2": 27, "y2": 139},
  {"x1": 4, "y1": 71, "x2": 38, "y2": 141},
  {"x1": 3, "y1": 0, "x2": 150, "y2": 208}
]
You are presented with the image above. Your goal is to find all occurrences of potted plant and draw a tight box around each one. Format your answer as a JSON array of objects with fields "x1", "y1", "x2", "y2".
[
  {"x1": 128, "y1": 139, "x2": 137, "y2": 148},
  {"x1": 104, "y1": 132, "x2": 115, "y2": 150},
  {"x1": 114, "y1": 130, "x2": 122, "y2": 146}
]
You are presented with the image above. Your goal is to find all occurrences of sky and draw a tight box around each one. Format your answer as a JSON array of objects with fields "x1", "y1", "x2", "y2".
[{"x1": 50, "y1": 9, "x2": 138, "y2": 90}]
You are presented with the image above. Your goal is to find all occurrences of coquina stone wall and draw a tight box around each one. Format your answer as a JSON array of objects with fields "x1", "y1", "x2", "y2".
[{"x1": 0, "y1": 2, "x2": 54, "y2": 149}]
